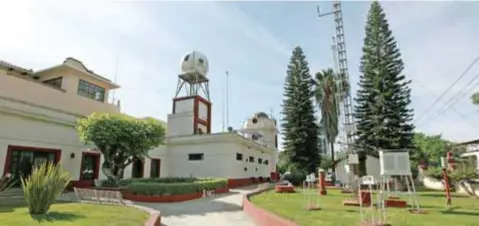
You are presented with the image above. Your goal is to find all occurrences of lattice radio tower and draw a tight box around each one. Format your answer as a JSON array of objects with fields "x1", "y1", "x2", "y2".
[{"x1": 317, "y1": 1, "x2": 355, "y2": 155}]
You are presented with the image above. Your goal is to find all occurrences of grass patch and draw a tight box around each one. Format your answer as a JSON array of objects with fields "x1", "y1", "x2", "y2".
[
  {"x1": 251, "y1": 189, "x2": 479, "y2": 226},
  {"x1": 0, "y1": 202, "x2": 149, "y2": 226}
]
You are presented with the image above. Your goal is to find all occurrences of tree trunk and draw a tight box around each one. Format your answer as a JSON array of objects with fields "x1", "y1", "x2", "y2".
[
  {"x1": 101, "y1": 161, "x2": 121, "y2": 187},
  {"x1": 330, "y1": 142, "x2": 336, "y2": 182}
]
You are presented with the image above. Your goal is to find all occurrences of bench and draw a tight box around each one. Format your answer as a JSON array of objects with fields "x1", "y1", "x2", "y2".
[{"x1": 74, "y1": 188, "x2": 131, "y2": 205}]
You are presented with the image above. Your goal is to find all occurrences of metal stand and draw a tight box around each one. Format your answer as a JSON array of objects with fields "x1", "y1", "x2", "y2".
[
  {"x1": 379, "y1": 174, "x2": 425, "y2": 214},
  {"x1": 302, "y1": 180, "x2": 321, "y2": 210},
  {"x1": 359, "y1": 176, "x2": 390, "y2": 226}
]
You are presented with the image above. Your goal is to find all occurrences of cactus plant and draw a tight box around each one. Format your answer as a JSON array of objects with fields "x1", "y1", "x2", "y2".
[{"x1": 21, "y1": 162, "x2": 71, "y2": 214}]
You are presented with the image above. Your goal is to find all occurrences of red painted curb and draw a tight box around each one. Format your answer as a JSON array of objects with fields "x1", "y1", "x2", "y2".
[
  {"x1": 144, "y1": 212, "x2": 161, "y2": 226},
  {"x1": 124, "y1": 187, "x2": 230, "y2": 203},
  {"x1": 243, "y1": 189, "x2": 298, "y2": 226}
]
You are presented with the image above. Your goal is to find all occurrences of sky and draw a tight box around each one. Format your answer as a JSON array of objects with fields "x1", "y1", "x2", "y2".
[{"x1": 1, "y1": 0, "x2": 479, "y2": 145}]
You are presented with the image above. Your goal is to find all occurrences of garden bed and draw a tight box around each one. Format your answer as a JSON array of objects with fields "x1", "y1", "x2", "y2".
[{"x1": 96, "y1": 177, "x2": 229, "y2": 203}]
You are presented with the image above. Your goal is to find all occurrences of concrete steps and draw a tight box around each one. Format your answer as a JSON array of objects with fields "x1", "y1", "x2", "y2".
[{"x1": 0, "y1": 188, "x2": 26, "y2": 207}]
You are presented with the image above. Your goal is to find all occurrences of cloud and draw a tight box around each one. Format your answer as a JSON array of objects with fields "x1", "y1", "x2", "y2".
[{"x1": 0, "y1": 1, "x2": 290, "y2": 135}]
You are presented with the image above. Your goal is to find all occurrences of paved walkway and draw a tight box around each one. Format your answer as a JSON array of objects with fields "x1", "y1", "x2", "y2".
[{"x1": 133, "y1": 185, "x2": 260, "y2": 226}]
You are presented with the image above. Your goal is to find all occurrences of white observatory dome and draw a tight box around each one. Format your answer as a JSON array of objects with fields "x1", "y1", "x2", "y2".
[
  {"x1": 180, "y1": 51, "x2": 209, "y2": 77},
  {"x1": 242, "y1": 112, "x2": 277, "y2": 130}
]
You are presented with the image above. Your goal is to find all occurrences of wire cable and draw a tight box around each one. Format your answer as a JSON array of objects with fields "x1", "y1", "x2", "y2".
[
  {"x1": 415, "y1": 56, "x2": 479, "y2": 123},
  {"x1": 413, "y1": 82, "x2": 478, "y2": 130},
  {"x1": 416, "y1": 72, "x2": 479, "y2": 127}
]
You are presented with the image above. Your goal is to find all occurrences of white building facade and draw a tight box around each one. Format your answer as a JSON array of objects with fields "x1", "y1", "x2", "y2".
[{"x1": 0, "y1": 52, "x2": 279, "y2": 188}]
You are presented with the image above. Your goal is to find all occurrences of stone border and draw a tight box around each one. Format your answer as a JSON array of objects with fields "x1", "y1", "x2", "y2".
[
  {"x1": 243, "y1": 187, "x2": 298, "y2": 226},
  {"x1": 126, "y1": 204, "x2": 161, "y2": 226}
]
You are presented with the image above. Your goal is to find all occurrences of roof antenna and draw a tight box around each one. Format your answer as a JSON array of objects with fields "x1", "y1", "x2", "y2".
[{"x1": 112, "y1": 56, "x2": 119, "y2": 104}]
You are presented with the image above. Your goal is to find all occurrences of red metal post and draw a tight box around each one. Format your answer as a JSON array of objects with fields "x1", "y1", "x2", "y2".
[
  {"x1": 447, "y1": 151, "x2": 456, "y2": 171},
  {"x1": 319, "y1": 171, "x2": 327, "y2": 195},
  {"x1": 442, "y1": 168, "x2": 452, "y2": 207}
]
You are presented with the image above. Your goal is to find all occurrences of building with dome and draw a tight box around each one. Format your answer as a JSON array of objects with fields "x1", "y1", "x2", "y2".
[{"x1": 0, "y1": 52, "x2": 279, "y2": 188}]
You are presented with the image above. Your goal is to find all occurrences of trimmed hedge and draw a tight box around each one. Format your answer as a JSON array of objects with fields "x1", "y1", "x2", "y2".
[{"x1": 124, "y1": 178, "x2": 228, "y2": 196}]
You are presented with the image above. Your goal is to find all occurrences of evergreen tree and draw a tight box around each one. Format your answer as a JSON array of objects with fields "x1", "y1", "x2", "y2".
[
  {"x1": 354, "y1": 1, "x2": 415, "y2": 174},
  {"x1": 281, "y1": 46, "x2": 320, "y2": 174}
]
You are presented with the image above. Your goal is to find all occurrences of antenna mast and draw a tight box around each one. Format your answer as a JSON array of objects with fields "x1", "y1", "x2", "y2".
[
  {"x1": 317, "y1": 1, "x2": 356, "y2": 154},
  {"x1": 225, "y1": 71, "x2": 230, "y2": 128},
  {"x1": 112, "y1": 56, "x2": 119, "y2": 104}
]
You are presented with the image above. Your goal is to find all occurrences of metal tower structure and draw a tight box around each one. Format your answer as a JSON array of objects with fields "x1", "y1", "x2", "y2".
[{"x1": 317, "y1": 1, "x2": 355, "y2": 155}]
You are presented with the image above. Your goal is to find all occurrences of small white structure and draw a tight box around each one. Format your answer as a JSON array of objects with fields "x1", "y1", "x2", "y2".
[{"x1": 335, "y1": 154, "x2": 380, "y2": 184}]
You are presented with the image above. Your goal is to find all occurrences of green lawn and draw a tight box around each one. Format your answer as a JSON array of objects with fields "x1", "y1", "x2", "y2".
[
  {"x1": 251, "y1": 188, "x2": 479, "y2": 226},
  {"x1": 0, "y1": 203, "x2": 149, "y2": 226}
]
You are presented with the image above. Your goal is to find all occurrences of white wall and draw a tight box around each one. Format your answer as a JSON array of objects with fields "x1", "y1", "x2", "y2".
[
  {"x1": 167, "y1": 113, "x2": 194, "y2": 136},
  {"x1": 166, "y1": 139, "x2": 272, "y2": 179},
  {"x1": 0, "y1": 110, "x2": 98, "y2": 181}
]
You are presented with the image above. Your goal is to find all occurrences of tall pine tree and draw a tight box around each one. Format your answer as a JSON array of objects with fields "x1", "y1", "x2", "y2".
[
  {"x1": 281, "y1": 46, "x2": 320, "y2": 174},
  {"x1": 354, "y1": 1, "x2": 415, "y2": 174}
]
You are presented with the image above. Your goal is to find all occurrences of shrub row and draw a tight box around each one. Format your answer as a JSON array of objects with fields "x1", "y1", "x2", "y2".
[{"x1": 125, "y1": 178, "x2": 228, "y2": 196}]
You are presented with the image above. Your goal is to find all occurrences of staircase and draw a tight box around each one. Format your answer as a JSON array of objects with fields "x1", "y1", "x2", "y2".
[{"x1": 0, "y1": 188, "x2": 25, "y2": 207}]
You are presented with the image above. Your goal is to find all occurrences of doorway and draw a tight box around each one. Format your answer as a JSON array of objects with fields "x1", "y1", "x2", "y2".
[
  {"x1": 3, "y1": 145, "x2": 61, "y2": 187},
  {"x1": 131, "y1": 159, "x2": 144, "y2": 178}
]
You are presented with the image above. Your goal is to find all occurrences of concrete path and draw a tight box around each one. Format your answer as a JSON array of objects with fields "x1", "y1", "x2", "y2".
[{"x1": 134, "y1": 185, "x2": 261, "y2": 226}]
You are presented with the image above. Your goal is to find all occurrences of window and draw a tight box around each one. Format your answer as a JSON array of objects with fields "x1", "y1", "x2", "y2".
[
  {"x1": 258, "y1": 158, "x2": 262, "y2": 164},
  {"x1": 150, "y1": 159, "x2": 161, "y2": 178},
  {"x1": 198, "y1": 58, "x2": 204, "y2": 64},
  {"x1": 236, "y1": 153, "x2": 243, "y2": 161},
  {"x1": 249, "y1": 156, "x2": 254, "y2": 162},
  {"x1": 252, "y1": 118, "x2": 258, "y2": 124},
  {"x1": 184, "y1": 54, "x2": 190, "y2": 61},
  {"x1": 42, "y1": 77, "x2": 63, "y2": 89},
  {"x1": 189, "y1": 153, "x2": 204, "y2": 161},
  {"x1": 252, "y1": 134, "x2": 259, "y2": 141},
  {"x1": 80, "y1": 153, "x2": 100, "y2": 180},
  {"x1": 264, "y1": 160, "x2": 269, "y2": 165},
  {"x1": 77, "y1": 79, "x2": 105, "y2": 102}
]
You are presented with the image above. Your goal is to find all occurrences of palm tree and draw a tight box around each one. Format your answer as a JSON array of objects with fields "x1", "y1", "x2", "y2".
[{"x1": 313, "y1": 68, "x2": 340, "y2": 180}]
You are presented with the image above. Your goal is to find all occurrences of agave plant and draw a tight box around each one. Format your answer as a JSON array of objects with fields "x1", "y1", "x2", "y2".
[{"x1": 21, "y1": 162, "x2": 71, "y2": 214}]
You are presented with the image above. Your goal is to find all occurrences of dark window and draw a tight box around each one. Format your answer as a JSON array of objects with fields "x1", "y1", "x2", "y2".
[
  {"x1": 264, "y1": 160, "x2": 269, "y2": 165},
  {"x1": 249, "y1": 156, "x2": 254, "y2": 162},
  {"x1": 189, "y1": 153, "x2": 204, "y2": 161},
  {"x1": 132, "y1": 159, "x2": 144, "y2": 178},
  {"x1": 258, "y1": 158, "x2": 262, "y2": 164},
  {"x1": 252, "y1": 118, "x2": 258, "y2": 124},
  {"x1": 150, "y1": 159, "x2": 161, "y2": 178},
  {"x1": 77, "y1": 79, "x2": 105, "y2": 102},
  {"x1": 184, "y1": 54, "x2": 190, "y2": 61},
  {"x1": 252, "y1": 134, "x2": 258, "y2": 141},
  {"x1": 42, "y1": 77, "x2": 63, "y2": 88},
  {"x1": 236, "y1": 153, "x2": 243, "y2": 161},
  {"x1": 198, "y1": 58, "x2": 204, "y2": 64},
  {"x1": 80, "y1": 154, "x2": 99, "y2": 180}
]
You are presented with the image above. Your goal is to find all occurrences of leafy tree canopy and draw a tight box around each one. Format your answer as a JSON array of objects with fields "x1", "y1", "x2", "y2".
[{"x1": 77, "y1": 113, "x2": 166, "y2": 185}]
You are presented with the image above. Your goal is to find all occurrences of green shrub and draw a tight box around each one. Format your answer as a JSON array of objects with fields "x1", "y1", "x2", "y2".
[
  {"x1": 424, "y1": 167, "x2": 444, "y2": 180},
  {"x1": 99, "y1": 177, "x2": 199, "y2": 187},
  {"x1": 125, "y1": 178, "x2": 227, "y2": 195},
  {"x1": 450, "y1": 165, "x2": 478, "y2": 182},
  {"x1": 21, "y1": 162, "x2": 72, "y2": 214}
]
